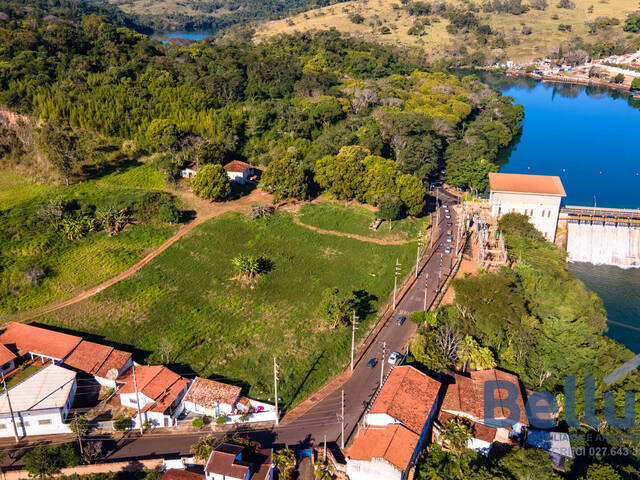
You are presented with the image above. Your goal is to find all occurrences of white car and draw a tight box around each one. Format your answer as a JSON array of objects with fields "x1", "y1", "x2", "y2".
[{"x1": 388, "y1": 352, "x2": 402, "y2": 365}]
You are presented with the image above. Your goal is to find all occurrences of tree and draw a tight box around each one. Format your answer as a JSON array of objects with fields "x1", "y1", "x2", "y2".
[
  {"x1": 69, "y1": 415, "x2": 90, "y2": 457},
  {"x1": 410, "y1": 328, "x2": 449, "y2": 372},
  {"x1": 317, "y1": 288, "x2": 357, "y2": 328},
  {"x1": 146, "y1": 119, "x2": 180, "y2": 156},
  {"x1": 260, "y1": 156, "x2": 308, "y2": 201},
  {"x1": 624, "y1": 14, "x2": 640, "y2": 32},
  {"x1": 613, "y1": 73, "x2": 625, "y2": 84},
  {"x1": 315, "y1": 146, "x2": 368, "y2": 200},
  {"x1": 438, "y1": 418, "x2": 472, "y2": 456},
  {"x1": 579, "y1": 463, "x2": 621, "y2": 480},
  {"x1": 191, "y1": 164, "x2": 230, "y2": 201},
  {"x1": 23, "y1": 444, "x2": 80, "y2": 479},
  {"x1": 396, "y1": 174, "x2": 426, "y2": 216},
  {"x1": 377, "y1": 194, "x2": 403, "y2": 225},
  {"x1": 632, "y1": 77, "x2": 640, "y2": 90},
  {"x1": 191, "y1": 436, "x2": 226, "y2": 460},
  {"x1": 497, "y1": 446, "x2": 555, "y2": 480},
  {"x1": 97, "y1": 207, "x2": 129, "y2": 236},
  {"x1": 458, "y1": 335, "x2": 496, "y2": 370},
  {"x1": 273, "y1": 445, "x2": 296, "y2": 480},
  {"x1": 232, "y1": 254, "x2": 268, "y2": 284},
  {"x1": 37, "y1": 119, "x2": 78, "y2": 186}
]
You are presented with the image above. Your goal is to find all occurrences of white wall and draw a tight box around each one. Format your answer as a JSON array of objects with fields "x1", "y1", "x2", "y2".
[
  {"x1": 0, "y1": 410, "x2": 72, "y2": 438},
  {"x1": 363, "y1": 413, "x2": 399, "y2": 428},
  {"x1": 467, "y1": 437, "x2": 492, "y2": 456},
  {"x1": 490, "y1": 192, "x2": 562, "y2": 241},
  {"x1": 346, "y1": 458, "x2": 404, "y2": 480}
]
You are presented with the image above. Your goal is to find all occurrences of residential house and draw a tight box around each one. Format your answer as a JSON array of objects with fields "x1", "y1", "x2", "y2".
[
  {"x1": 181, "y1": 163, "x2": 200, "y2": 179},
  {"x1": 159, "y1": 469, "x2": 204, "y2": 480},
  {"x1": 204, "y1": 443, "x2": 273, "y2": 480},
  {"x1": 0, "y1": 364, "x2": 76, "y2": 437},
  {"x1": 346, "y1": 366, "x2": 442, "y2": 480},
  {"x1": 0, "y1": 344, "x2": 17, "y2": 376},
  {"x1": 117, "y1": 365, "x2": 190, "y2": 428},
  {"x1": 182, "y1": 376, "x2": 241, "y2": 418},
  {"x1": 433, "y1": 369, "x2": 529, "y2": 455},
  {"x1": 526, "y1": 429, "x2": 573, "y2": 470},
  {"x1": 0, "y1": 322, "x2": 82, "y2": 365},
  {"x1": 223, "y1": 161, "x2": 254, "y2": 184},
  {"x1": 63, "y1": 340, "x2": 133, "y2": 388}
]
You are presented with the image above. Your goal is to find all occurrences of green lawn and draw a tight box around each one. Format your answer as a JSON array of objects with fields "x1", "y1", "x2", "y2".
[
  {"x1": 37, "y1": 212, "x2": 416, "y2": 408},
  {"x1": 298, "y1": 201, "x2": 430, "y2": 241},
  {"x1": 0, "y1": 164, "x2": 178, "y2": 317}
]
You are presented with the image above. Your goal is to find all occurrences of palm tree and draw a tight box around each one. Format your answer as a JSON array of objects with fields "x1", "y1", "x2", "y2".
[
  {"x1": 232, "y1": 254, "x2": 262, "y2": 284},
  {"x1": 439, "y1": 418, "x2": 472, "y2": 457},
  {"x1": 97, "y1": 207, "x2": 129, "y2": 236},
  {"x1": 273, "y1": 445, "x2": 296, "y2": 480}
]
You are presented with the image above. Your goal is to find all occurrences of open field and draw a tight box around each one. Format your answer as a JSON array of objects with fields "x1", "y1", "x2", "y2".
[
  {"x1": 34, "y1": 212, "x2": 416, "y2": 408},
  {"x1": 298, "y1": 201, "x2": 430, "y2": 241},
  {"x1": 0, "y1": 164, "x2": 178, "y2": 317},
  {"x1": 255, "y1": 0, "x2": 638, "y2": 61}
]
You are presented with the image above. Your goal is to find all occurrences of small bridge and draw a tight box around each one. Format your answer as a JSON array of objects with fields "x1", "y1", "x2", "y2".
[{"x1": 560, "y1": 206, "x2": 640, "y2": 226}]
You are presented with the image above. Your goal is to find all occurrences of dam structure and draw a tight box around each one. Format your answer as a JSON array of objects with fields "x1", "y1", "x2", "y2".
[{"x1": 488, "y1": 173, "x2": 640, "y2": 268}]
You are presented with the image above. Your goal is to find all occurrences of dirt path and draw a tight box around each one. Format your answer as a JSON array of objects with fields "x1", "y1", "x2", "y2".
[
  {"x1": 292, "y1": 216, "x2": 417, "y2": 245},
  {"x1": 14, "y1": 190, "x2": 272, "y2": 323}
]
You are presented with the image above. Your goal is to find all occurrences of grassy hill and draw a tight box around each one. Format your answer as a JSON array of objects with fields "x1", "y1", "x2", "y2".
[{"x1": 255, "y1": 0, "x2": 639, "y2": 62}]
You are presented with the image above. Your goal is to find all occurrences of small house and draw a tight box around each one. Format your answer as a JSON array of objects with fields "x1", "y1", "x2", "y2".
[
  {"x1": 182, "y1": 376, "x2": 242, "y2": 418},
  {"x1": 63, "y1": 340, "x2": 133, "y2": 388},
  {"x1": 223, "y1": 161, "x2": 254, "y2": 184},
  {"x1": 0, "y1": 364, "x2": 76, "y2": 437},
  {"x1": 0, "y1": 344, "x2": 16, "y2": 376},
  {"x1": 181, "y1": 163, "x2": 200, "y2": 179},
  {"x1": 204, "y1": 443, "x2": 272, "y2": 480},
  {"x1": 0, "y1": 322, "x2": 82, "y2": 365}
]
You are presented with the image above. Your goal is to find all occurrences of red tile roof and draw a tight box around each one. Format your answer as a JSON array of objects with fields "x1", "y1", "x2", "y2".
[
  {"x1": 0, "y1": 344, "x2": 16, "y2": 366},
  {"x1": 348, "y1": 425, "x2": 419, "y2": 471},
  {"x1": 63, "y1": 340, "x2": 131, "y2": 380},
  {"x1": 489, "y1": 173, "x2": 566, "y2": 196},
  {"x1": 368, "y1": 366, "x2": 441, "y2": 434},
  {"x1": 205, "y1": 443, "x2": 250, "y2": 478},
  {"x1": 441, "y1": 370, "x2": 528, "y2": 426},
  {"x1": 184, "y1": 377, "x2": 241, "y2": 407},
  {"x1": 224, "y1": 160, "x2": 253, "y2": 173},
  {"x1": 118, "y1": 365, "x2": 190, "y2": 415},
  {"x1": 159, "y1": 470, "x2": 204, "y2": 480},
  {"x1": 0, "y1": 323, "x2": 82, "y2": 360}
]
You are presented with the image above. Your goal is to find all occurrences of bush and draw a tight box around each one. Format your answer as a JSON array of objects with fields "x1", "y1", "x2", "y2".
[
  {"x1": 613, "y1": 73, "x2": 625, "y2": 84},
  {"x1": 113, "y1": 417, "x2": 132, "y2": 431},
  {"x1": 157, "y1": 203, "x2": 181, "y2": 224},
  {"x1": 23, "y1": 444, "x2": 80, "y2": 478},
  {"x1": 631, "y1": 77, "x2": 640, "y2": 90},
  {"x1": 192, "y1": 417, "x2": 205, "y2": 428},
  {"x1": 556, "y1": 0, "x2": 575, "y2": 8},
  {"x1": 350, "y1": 13, "x2": 365, "y2": 24},
  {"x1": 216, "y1": 416, "x2": 227, "y2": 425}
]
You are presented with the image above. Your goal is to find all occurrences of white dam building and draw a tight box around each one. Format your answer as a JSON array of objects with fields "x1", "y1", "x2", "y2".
[{"x1": 489, "y1": 172, "x2": 566, "y2": 242}]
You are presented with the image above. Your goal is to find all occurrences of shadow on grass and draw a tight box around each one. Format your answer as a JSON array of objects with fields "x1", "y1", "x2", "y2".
[{"x1": 285, "y1": 351, "x2": 326, "y2": 413}]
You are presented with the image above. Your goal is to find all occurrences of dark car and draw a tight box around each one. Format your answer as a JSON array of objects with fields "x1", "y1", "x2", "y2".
[
  {"x1": 396, "y1": 316, "x2": 406, "y2": 326},
  {"x1": 447, "y1": 221, "x2": 453, "y2": 226},
  {"x1": 367, "y1": 358, "x2": 378, "y2": 368}
]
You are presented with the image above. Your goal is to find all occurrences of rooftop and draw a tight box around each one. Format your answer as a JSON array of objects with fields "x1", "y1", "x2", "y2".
[
  {"x1": 158, "y1": 470, "x2": 204, "y2": 480},
  {"x1": 184, "y1": 377, "x2": 241, "y2": 407},
  {"x1": 63, "y1": 340, "x2": 131, "y2": 380},
  {"x1": 368, "y1": 366, "x2": 441, "y2": 435},
  {"x1": 0, "y1": 365, "x2": 76, "y2": 413},
  {"x1": 118, "y1": 365, "x2": 189, "y2": 414},
  {"x1": 205, "y1": 443, "x2": 272, "y2": 480},
  {"x1": 489, "y1": 173, "x2": 566, "y2": 197},
  {"x1": 224, "y1": 160, "x2": 253, "y2": 173},
  {"x1": 0, "y1": 343, "x2": 16, "y2": 367},
  {"x1": 0, "y1": 323, "x2": 82, "y2": 361},
  {"x1": 348, "y1": 425, "x2": 419, "y2": 471}
]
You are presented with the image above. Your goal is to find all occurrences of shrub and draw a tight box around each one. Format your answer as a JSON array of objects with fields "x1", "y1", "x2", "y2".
[
  {"x1": 23, "y1": 444, "x2": 80, "y2": 478},
  {"x1": 157, "y1": 203, "x2": 180, "y2": 224},
  {"x1": 557, "y1": 0, "x2": 575, "y2": 8},
  {"x1": 113, "y1": 417, "x2": 132, "y2": 431},
  {"x1": 350, "y1": 13, "x2": 365, "y2": 24},
  {"x1": 613, "y1": 73, "x2": 625, "y2": 84},
  {"x1": 216, "y1": 416, "x2": 227, "y2": 425},
  {"x1": 631, "y1": 77, "x2": 640, "y2": 90},
  {"x1": 192, "y1": 417, "x2": 205, "y2": 429}
]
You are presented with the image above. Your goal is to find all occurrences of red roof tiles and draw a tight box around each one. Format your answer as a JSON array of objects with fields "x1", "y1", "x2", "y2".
[
  {"x1": 368, "y1": 366, "x2": 441, "y2": 435},
  {"x1": 63, "y1": 340, "x2": 131, "y2": 380},
  {"x1": 0, "y1": 344, "x2": 16, "y2": 367},
  {"x1": 489, "y1": 173, "x2": 566, "y2": 196},
  {"x1": 0, "y1": 323, "x2": 82, "y2": 361},
  {"x1": 184, "y1": 377, "x2": 241, "y2": 408},
  {"x1": 348, "y1": 425, "x2": 419, "y2": 471},
  {"x1": 159, "y1": 470, "x2": 203, "y2": 480},
  {"x1": 205, "y1": 444, "x2": 272, "y2": 480},
  {"x1": 223, "y1": 160, "x2": 253, "y2": 173},
  {"x1": 118, "y1": 365, "x2": 190, "y2": 415}
]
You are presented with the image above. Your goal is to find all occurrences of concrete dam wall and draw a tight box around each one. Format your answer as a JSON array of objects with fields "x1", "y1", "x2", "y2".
[{"x1": 566, "y1": 221, "x2": 640, "y2": 267}]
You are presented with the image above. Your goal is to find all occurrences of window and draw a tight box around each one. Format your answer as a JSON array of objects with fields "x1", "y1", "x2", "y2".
[
  {"x1": 17, "y1": 421, "x2": 29, "y2": 427},
  {"x1": 130, "y1": 398, "x2": 138, "y2": 405},
  {"x1": 38, "y1": 419, "x2": 52, "y2": 426}
]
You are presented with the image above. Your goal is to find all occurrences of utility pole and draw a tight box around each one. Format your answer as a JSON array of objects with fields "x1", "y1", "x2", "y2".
[
  {"x1": 380, "y1": 342, "x2": 386, "y2": 387},
  {"x1": 273, "y1": 357, "x2": 279, "y2": 425},
  {"x1": 415, "y1": 231, "x2": 423, "y2": 279},
  {"x1": 1, "y1": 370, "x2": 18, "y2": 442},
  {"x1": 393, "y1": 259, "x2": 401, "y2": 309},
  {"x1": 324, "y1": 435, "x2": 327, "y2": 461},
  {"x1": 131, "y1": 364, "x2": 144, "y2": 435},
  {"x1": 351, "y1": 311, "x2": 358, "y2": 372},
  {"x1": 73, "y1": 413, "x2": 84, "y2": 456},
  {"x1": 423, "y1": 273, "x2": 429, "y2": 311},
  {"x1": 340, "y1": 390, "x2": 345, "y2": 450}
]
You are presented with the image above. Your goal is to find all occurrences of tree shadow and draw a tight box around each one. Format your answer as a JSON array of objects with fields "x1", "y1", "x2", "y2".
[
  {"x1": 352, "y1": 290, "x2": 377, "y2": 319},
  {"x1": 285, "y1": 352, "x2": 325, "y2": 412}
]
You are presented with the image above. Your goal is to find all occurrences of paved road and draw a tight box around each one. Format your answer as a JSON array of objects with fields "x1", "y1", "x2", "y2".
[{"x1": 0, "y1": 188, "x2": 462, "y2": 466}]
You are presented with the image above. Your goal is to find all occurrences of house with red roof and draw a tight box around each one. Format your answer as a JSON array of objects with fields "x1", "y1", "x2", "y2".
[
  {"x1": 433, "y1": 369, "x2": 529, "y2": 455},
  {"x1": 223, "y1": 160, "x2": 254, "y2": 184},
  {"x1": 204, "y1": 443, "x2": 272, "y2": 480},
  {"x1": 117, "y1": 365, "x2": 191, "y2": 428},
  {"x1": 182, "y1": 376, "x2": 242, "y2": 418},
  {"x1": 0, "y1": 343, "x2": 17, "y2": 376},
  {"x1": 0, "y1": 322, "x2": 82, "y2": 365},
  {"x1": 63, "y1": 340, "x2": 133, "y2": 388},
  {"x1": 346, "y1": 366, "x2": 442, "y2": 480}
]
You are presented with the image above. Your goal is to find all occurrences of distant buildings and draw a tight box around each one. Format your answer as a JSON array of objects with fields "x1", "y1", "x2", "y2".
[{"x1": 489, "y1": 172, "x2": 566, "y2": 242}]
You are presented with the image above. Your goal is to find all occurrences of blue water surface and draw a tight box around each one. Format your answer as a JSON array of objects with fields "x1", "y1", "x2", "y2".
[{"x1": 159, "y1": 32, "x2": 214, "y2": 42}]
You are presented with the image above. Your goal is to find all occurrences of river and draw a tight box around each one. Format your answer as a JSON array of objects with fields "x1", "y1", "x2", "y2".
[{"x1": 474, "y1": 71, "x2": 640, "y2": 353}]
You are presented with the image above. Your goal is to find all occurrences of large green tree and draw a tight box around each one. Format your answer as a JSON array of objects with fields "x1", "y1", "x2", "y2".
[
  {"x1": 315, "y1": 146, "x2": 368, "y2": 200},
  {"x1": 191, "y1": 164, "x2": 230, "y2": 201},
  {"x1": 260, "y1": 156, "x2": 308, "y2": 201}
]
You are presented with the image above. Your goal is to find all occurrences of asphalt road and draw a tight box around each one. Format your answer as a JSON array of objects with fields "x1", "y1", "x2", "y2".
[{"x1": 0, "y1": 188, "x2": 462, "y2": 465}]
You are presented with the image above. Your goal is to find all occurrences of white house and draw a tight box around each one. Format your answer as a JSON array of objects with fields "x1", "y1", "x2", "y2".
[
  {"x1": 0, "y1": 365, "x2": 76, "y2": 438},
  {"x1": 204, "y1": 443, "x2": 272, "y2": 480},
  {"x1": 63, "y1": 340, "x2": 133, "y2": 389},
  {"x1": 117, "y1": 365, "x2": 190, "y2": 428},
  {"x1": 223, "y1": 161, "x2": 254, "y2": 184},
  {"x1": 181, "y1": 163, "x2": 200, "y2": 179},
  {"x1": 347, "y1": 366, "x2": 442, "y2": 480},
  {"x1": 433, "y1": 369, "x2": 529, "y2": 456},
  {"x1": 182, "y1": 377, "x2": 241, "y2": 418},
  {"x1": 0, "y1": 344, "x2": 17, "y2": 376},
  {"x1": 489, "y1": 172, "x2": 566, "y2": 242}
]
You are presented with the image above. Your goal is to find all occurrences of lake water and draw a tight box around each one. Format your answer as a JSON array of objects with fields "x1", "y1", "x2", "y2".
[
  {"x1": 156, "y1": 32, "x2": 215, "y2": 42},
  {"x1": 475, "y1": 71, "x2": 640, "y2": 353}
]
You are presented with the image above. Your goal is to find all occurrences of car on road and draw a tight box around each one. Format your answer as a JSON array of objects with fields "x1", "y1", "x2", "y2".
[
  {"x1": 367, "y1": 358, "x2": 378, "y2": 368},
  {"x1": 447, "y1": 230, "x2": 452, "y2": 235},
  {"x1": 388, "y1": 352, "x2": 402, "y2": 365},
  {"x1": 447, "y1": 221, "x2": 453, "y2": 226},
  {"x1": 445, "y1": 214, "x2": 451, "y2": 219},
  {"x1": 446, "y1": 236, "x2": 453, "y2": 243},
  {"x1": 395, "y1": 316, "x2": 406, "y2": 326},
  {"x1": 442, "y1": 204, "x2": 448, "y2": 209},
  {"x1": 445, "y1": 246, "x2": 452, "y2": 254}
]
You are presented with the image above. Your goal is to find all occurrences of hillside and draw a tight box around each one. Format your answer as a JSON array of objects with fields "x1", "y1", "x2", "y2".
[{"x1": 255, "y1": 0, "x2": 640, "y2": 62}]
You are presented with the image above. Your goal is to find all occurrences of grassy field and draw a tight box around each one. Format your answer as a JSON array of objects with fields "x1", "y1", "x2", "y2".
[
  {"x1": 298, "y1": 201, "x2": 430, "y2": 241},
  {"x1": 0, "y1": 163, "x2": 178, "y2": 317},
  {"x1": 36, "y1": 211, "x2": 416, "y2": 408},
  {"x1": 255, "y1": 0, "x2": 638, "y2": 61}
]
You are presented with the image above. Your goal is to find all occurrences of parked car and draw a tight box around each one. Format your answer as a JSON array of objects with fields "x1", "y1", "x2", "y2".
[
  {"x1": 445, "y1": 214, "x2": 451, "y2": 219},
  {"x1": 367, "y1": 358, "x2": 378, "y2": 368},
  {"x1": 442, "y1": 204, "x2": 448, "y2": 209},
  {"x1": 388, "y1": 352, "x2": 402, "y2": 365},
  {"x1": 395, "y1": 316, "x2": 406, "y2": 326},
  {"x1": 445, "y1": 246, "x2": 452, "y2": 254},
  {"x1": 446, "y1": 236, "x2": 453, "y2": 243},
  {"x1": 447, "y1": 221, "x2": 453, "y2": 226},
  {"x1": 447, "y1": 230, "x2": 452, "y2": 235}
]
